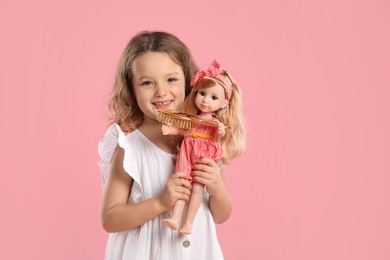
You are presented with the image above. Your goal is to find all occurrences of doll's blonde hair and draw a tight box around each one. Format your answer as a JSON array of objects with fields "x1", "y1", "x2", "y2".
[
  {"x1": 183, "y1": 70, "x2": 247, "y2": 164},
  {"x1": 108, "y1": 31, "x2": 198, "y2": 132}
]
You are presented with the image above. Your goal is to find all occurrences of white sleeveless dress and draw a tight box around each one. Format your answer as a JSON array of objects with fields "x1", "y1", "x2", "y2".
[{"x1": 98, "y1": 124, "x2": 224, "y2": 260}]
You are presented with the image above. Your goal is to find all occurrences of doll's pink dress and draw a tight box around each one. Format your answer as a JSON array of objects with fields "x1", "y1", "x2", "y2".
[{"x1": 176, "y1": 117, "x2": 223, "y2": 182}]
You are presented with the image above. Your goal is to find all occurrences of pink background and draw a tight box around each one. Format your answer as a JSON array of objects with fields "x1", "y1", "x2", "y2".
[{"x1": 1, "y1": 0, "x2": 389, "y2": 259}]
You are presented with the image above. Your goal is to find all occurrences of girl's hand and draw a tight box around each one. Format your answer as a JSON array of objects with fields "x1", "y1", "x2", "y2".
[
  {"x1": 192, "y1": 158, "x2": 227, "y2": 198},
  {"x1": 193, "y1": 157, "x2": 232, "y2": 224},
  {"x1": 216, "y1": 122, "x2": 226, "y2": 138},
  {"x1": 158, "y1": 172, "x2": 192, "y2": 211}
]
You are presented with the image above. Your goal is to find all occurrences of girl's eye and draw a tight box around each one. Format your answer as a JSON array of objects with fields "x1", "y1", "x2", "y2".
[
  {"x1": 168, "y1": 78, "x2": 177, "y2": 83},
  {"x1": 199, "y1": 91, "x2": 205, "y2": 96},
  {"x1": 212, "y1": 96, "x2": 218, "y2": 100},
  {"x1": 141, "y1": 81, "x2": 153, "y2": 87}
]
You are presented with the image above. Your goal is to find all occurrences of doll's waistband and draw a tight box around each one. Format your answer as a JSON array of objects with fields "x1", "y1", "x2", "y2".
[{"x1": 185, "y1": 133, "x2": 214, "y2": 140}]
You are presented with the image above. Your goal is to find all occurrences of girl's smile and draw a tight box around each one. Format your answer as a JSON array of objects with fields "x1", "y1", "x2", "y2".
[
  {"x1": 132, "y1": 52, "x2": 186, "y2": 122},
  {"x1": 152, "y1": 100, "x2": 173, "y2": 109}
]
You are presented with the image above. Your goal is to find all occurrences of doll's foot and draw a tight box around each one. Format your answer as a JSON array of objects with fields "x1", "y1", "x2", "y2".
[
  {"x1": 162, "y1": 218, "x2": 179, "y2": 230},
  {"x1": 180, "y1": 224, "x2": 192, "y2": 234}
]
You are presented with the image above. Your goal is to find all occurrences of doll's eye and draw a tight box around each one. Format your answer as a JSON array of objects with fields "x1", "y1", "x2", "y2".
[
  {"x1": 212, "y1": 96, "x2": 218, "y2": 100},
  {"x1": 199, "y1": 91, "x2": 205, "y2": 96}
]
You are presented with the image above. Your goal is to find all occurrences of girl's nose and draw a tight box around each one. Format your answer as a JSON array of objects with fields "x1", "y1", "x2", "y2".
[{"x1": 155, "y1": 83, "x2": 168, "y2": 97}]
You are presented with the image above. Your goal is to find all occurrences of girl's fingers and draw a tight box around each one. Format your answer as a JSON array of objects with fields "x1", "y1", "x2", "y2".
[
  {"x1": 173, "y1": 171, "x2": 189, "y2": 179},
  {"x1": 179, "y1": 194, "x2": 190, "y2": 201},
  {"x1": 193, "y1": 164, "x2": 216, "y2": 175},
  {"x1": 179, "y1": 185, "x2": 191, "y2": 196},
  {"x1": 177, "y1": 177, "x2": 192, "y2": 189},
  {"x1": 192, "y1": 170, "x2": 209, "y2": 180},
  {"x1": 170, "y1": 172, "x2": 191, "y2": 189},
  {"x1": 184, "y1": 181, "x2": 192, "y2": 189},
  {"x1": 197, "y1": 157, "x2": 216, "y2": 166},
  {"x1": 193, "y1": 176, "x2": 209, "y2": 186}
]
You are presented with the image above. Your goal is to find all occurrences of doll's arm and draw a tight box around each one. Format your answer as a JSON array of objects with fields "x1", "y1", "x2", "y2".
[{"x1": 215, "y1": 121, "x2": 226, "y2": 139}]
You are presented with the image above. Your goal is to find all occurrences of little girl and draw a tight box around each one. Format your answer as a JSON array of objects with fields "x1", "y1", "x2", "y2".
[
  {"x1": 98, "y1": 31, "x2": 231, "y2": 259},
  {"x1": 161, "y1": 60, "x2": 247, "y2": 234}
]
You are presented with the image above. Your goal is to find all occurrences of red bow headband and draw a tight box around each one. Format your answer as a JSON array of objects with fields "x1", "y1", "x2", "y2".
[{"x1": 191, "y1": 60, "x2": 233, "y2": 100}]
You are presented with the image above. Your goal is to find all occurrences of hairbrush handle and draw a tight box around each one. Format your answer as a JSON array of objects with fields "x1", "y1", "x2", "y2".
[{"x1": 187, "y1": 115, "x2": 231, "y2": 129}]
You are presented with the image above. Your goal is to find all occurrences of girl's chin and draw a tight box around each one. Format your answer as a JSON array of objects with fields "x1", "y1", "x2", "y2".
[{"x1": 143, "y1": 114, "x2": 160, "y2": 124}]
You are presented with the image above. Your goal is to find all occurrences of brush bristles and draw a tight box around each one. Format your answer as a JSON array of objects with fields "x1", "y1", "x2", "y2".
[
  {"x1": 155, "y1": 108, "x2": 230, "y2": 129},
  {"x1": 156, "y1": 113, "x2": 194, "y2": 129}
]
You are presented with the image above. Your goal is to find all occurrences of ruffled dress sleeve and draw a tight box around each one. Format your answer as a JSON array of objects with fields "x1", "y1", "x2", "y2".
[
  {"x1": 116, "y1": 125, "x2": 143, "y2": 202},
  {"x1": 98, "y1": 124, "x2": 143, "y2": 201},
  {"x1": 98, "y1": 124, "x2": 119, "y2": 189}
]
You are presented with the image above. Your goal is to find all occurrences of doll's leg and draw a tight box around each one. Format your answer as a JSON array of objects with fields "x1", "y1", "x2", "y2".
[
  {"x1": 180, "y1": 182, "x2": 204, "y2": 234},
  {"x1": 162, "y1": 199, "x2": 185, "y2": 230}
]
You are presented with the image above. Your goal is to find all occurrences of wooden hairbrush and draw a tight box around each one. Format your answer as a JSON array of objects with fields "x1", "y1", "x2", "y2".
[
  {"x1": 155, "y1": 109, "x2": 194, "y2": 129},
  {"x1": 155, "y1": 108, "x2": 230, "y2": 129}
]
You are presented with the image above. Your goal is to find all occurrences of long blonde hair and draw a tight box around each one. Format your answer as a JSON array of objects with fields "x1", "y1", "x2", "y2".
[
  {"x1": 108, "y1": 31, "x2": 198, "y2": 132},
  {"x1": 183, "y1": 70, "x2": 247, "y2": 164}
]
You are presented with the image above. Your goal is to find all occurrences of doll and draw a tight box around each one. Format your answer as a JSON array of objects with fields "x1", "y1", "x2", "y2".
[{"x1": 159, "y1": 60, "x2": 246, "y2": 234}]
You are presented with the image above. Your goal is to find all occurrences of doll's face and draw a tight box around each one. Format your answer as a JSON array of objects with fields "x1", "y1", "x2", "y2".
[{"x1": 195, "y1": 84, "x2": 229, "y2": 114}]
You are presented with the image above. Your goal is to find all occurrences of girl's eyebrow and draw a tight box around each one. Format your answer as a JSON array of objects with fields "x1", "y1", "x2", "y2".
[
  {"x1": 136, "y1": 72, "x2": 181, "y2": 81},
  {"x1": 137, "y1": 76, "x2": 150, "y2": 80},
  {"x1": 165, "y1": 72, "x2": 181, "y2": 77}
]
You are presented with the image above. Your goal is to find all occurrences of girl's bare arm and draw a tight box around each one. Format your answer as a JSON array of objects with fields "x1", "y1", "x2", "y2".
[{"x1": 101, "y1": 145, "x2": 191, "y2": 232}]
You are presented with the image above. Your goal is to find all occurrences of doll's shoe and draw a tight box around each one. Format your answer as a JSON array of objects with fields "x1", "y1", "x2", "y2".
[{"x1": 162, "y1": 218, "x2": 179, "y2": 230}]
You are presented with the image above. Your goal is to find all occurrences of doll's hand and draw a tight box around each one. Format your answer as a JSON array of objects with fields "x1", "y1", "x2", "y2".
[
  {"x1": 161, "y1": 124, "x2": 171, "y2": 135},
  {"x1": 216, "y1": 122, "x2": 225, "y2": 138},
  {"x1": 158, "y1": 172, "x2": 192, "y2": 211},
  {"x1": 162, "y1": 124, "x2": 181, "y2": 135},
  {"x1": 192, "y1": 158, "x2": 227, "y2": 197}
]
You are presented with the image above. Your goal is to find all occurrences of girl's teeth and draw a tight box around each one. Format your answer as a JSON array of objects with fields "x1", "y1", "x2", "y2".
[{"x1": 155, "y1": 101, "x2": 169, "y2": 105}]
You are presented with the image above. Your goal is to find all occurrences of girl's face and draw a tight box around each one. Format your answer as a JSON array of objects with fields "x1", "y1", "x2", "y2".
[
  {"x1": 131, "y1": 51, "x2": 186, "y2": 122},
  {"x1": 195, "y1": 84, "x2": 229, "y2": 114}
]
